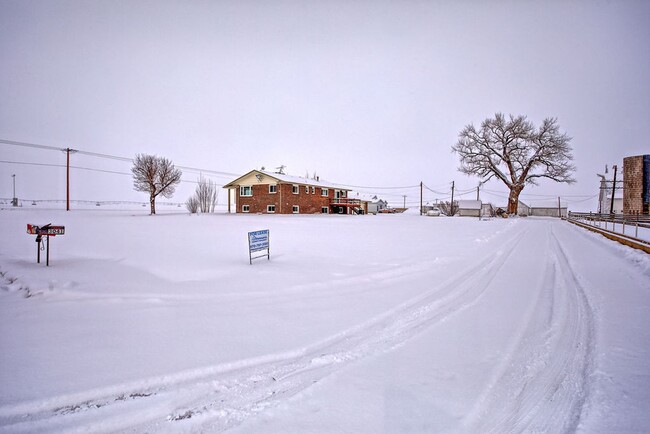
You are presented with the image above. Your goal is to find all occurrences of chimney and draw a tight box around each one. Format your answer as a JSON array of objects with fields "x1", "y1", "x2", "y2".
[{"x1": 316, "y1": 176, "x2": 320, "y2": 181}]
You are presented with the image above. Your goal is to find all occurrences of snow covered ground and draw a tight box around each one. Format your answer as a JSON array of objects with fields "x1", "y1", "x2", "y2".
[{"x1": 0, "y1": 208, "x2": 648, "y2": 433}]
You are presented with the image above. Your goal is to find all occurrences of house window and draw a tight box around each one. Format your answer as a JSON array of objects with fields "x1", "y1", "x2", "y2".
[
  {"x1": 267, "y1": 205, "x2": 275, "y2": 213},
  {"x1": 321, "y1": 188, "x2": 328, "y2": 197},
  {"x1": 311, "y1": 186, "x2": 315, "y2": 194},
  {"x1": 292, "y1": 205, "x2": 299, "y2": 214},
  {"x1": 269, "y1": 185, "x2": 277, "y2": 194},
  {"x1": 292, "y1": 185, "x2": 299, "y2": 194},
  {"x1": 240, "y1": 186, "x2": 252, "y2": 197},
  {"x1": 305, "y1": 186, "x2": 309, "y2": 194},
  {"x1": 321, "y1": 207, "x2": 329, "y2": 214},
  {"x1": 242, "y1": 205, "x2": 250, "y2": 213}
]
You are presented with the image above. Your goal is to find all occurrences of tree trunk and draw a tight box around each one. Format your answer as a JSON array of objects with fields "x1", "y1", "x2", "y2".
[
  {"x1": 507, "y1": 187, "x2": 522, "y2": 215},
  {"x1": 150, "y1": 194, "x2": 156, "y2": 215}
]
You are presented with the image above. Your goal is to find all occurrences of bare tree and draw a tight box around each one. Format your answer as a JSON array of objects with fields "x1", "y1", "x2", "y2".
[
  {"x1": 186, "y1": 196, "x2": 199, "y2": 214},
  {"x1": 195, "y1": 174, "x2": 218, "y2": 213},
  {"x1": 452, "y1": 113, "x2": 575, "y2": 215},
  {"x1": 132, "y1": 154, "x2": 182, "y2": 215},
  {"x1": 438, "y1": 200, "x2": 458, "y2": 216}
]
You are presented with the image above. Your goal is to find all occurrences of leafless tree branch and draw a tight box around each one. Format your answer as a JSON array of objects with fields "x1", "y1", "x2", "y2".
[
  {"x1": 132, "y1": 154, "x2": 182, "y2": 215},
  {"x1": 452, "y1": 113, "x2": 575, "y2": 214}
]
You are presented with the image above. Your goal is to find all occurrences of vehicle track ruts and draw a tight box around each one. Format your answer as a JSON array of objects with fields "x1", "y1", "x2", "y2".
[{"x1": 461, "y1": 222, "x2": 595, "y2": 433}]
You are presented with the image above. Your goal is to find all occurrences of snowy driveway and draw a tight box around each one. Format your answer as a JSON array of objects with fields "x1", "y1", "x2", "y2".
[{"x1": 1, "y1": 210, "x2": 649, "y2": 432}]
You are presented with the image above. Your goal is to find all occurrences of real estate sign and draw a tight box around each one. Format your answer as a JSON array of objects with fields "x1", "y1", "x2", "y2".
[{"x1": 248, "y1": 229, "x2": 270, "y2": 264}]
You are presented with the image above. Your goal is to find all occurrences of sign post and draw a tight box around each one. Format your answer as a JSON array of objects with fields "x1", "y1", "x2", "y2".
[
  {"x1": 248, "y1": 229, "x2": 270, "y2": 265},
  {"x1": 27, "y1": 224, "x2": 65, "y2": 266}
]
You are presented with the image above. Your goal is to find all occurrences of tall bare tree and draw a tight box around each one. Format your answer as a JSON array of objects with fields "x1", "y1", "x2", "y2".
[
  {"x1": 195, "y1": 174, "x2": 218, "y2": 213},
  {"x1": 452, "y1": 113, "x2": 575, "y2": 215},
  {"x1": 132, "y1": 154, "x2": 182, "y2": 214}
]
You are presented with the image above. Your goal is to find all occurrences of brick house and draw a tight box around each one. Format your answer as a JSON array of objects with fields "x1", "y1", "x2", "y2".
[{"x1": 223, "y1": 170, "x2": 364, "y2": 214}]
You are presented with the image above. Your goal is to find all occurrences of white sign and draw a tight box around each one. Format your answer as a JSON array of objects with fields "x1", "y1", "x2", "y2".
[{"x1": 248, "y1": 229, "x2": 270, "y2": 264}]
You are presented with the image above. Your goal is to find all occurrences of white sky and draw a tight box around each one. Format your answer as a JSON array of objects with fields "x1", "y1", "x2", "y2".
[{"x1": 1, "y1": 0, "x2": 649, "y2": 210}]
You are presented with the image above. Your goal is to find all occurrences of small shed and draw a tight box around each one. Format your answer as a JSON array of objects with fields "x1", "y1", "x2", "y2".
[
  {"x1": 481, "y1": 202, "x2": 495, "y2": 217},
  {"x1": 458, "y1": 200, "x2": 482, "y2": 217},
  {"x1": 528, "y1": 200, "x2": 568, "y2": 218},
  {"x1": 350, "y1": 193, "x2": 387, "y2": 215}
]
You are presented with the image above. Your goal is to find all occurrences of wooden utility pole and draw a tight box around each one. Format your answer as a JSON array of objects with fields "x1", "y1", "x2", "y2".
[
  {"x1": 420, "y1": 182, "x2": 423, "y2": 215},
  {"x1": 402, "y1": 195, "x2": 407, "y2": 209},
  {"x1": 610, "y1": 164, "x2": 618, "y2": 215},
  {"x1": 63, "y1": 148, "x2": 77, "y2": 211},
  {"x1": 558, "y1": 196, "x2": 561, "y2": 218},
  {"x1": 450, "y1": 181, "x2": 455, "y2": 216},
  {"x1": 12, "y1": 174, "x2": 17, "y2": 206}
]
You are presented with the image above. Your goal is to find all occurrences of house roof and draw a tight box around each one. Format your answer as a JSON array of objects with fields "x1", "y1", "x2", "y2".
[
  {"x1": 349, "y1": 191, "x2": 386, "y2": 204},
  {"x1": 223, "y1": 169, "x2": 351, "y2": 191},
  {"x1": 457, "y1": 200, "x2": 482, "y2": 210}
]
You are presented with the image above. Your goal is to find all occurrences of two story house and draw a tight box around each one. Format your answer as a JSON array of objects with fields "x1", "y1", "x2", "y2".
[{"x1": 223, "y1": 170, "x2": 362, "y2": 214}]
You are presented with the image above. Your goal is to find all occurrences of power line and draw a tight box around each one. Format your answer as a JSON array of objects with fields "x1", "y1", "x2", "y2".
[
  {"x1": 1, "y1": 160, "x2": 66, "y2": 169},
  {"x1": 2, "y1": 138, "x2": 240, "y2": 178},
  {"x1": 562, "y1": 194, "x2": 598, "y2": 204},
  {"x1": 1, "y1": 138, "x2": 606, "y2": 205},
  {"x1": 422, "y1": 183, "x2": 450, "y2": 195},
  {"x1": 75, "y1": 150, "x2": 132, "y2": 162},
  {"x1": 0, "y1": 139, "x2": 64, "y2": 152},
  {"x1": 0, "y1": 160, "x2": 216, "y2": 185},
  {"x1": 327, "y1": 181, "x2": 421, "y2": 190}
]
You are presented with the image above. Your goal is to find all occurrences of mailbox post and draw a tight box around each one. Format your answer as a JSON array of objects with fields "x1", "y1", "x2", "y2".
[{"x1": 27, "y1": 224, "x2": 65, "y2": 266}]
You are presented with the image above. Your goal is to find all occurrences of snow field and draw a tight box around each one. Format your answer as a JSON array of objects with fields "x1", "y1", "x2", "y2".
[{"x1": 0, "y1": 209, "x2": 649, "y2": 432}]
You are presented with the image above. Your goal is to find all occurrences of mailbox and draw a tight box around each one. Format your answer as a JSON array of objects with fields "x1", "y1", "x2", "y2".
[{"x1": 27, "y1": 223, "x2": 65, "y2": 266}]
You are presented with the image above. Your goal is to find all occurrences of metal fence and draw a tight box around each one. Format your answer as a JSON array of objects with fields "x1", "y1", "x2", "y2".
[{"x1": 567, "y1": 212, "x2": 650, "y2": 240}]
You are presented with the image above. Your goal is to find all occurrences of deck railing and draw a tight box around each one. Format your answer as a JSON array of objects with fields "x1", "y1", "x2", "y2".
[{"x1": 329, "y1": 198, "x2": 363, "y2": 206}]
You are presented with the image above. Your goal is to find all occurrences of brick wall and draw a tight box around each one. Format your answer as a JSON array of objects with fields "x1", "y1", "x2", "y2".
[
  {"x1": 623, "y1": 155, "x2": 647, "y2": 214},
  {"x1": 236, "y1": 184, "x2": 279, "y2": 214},
  {"x1": 235, "y1": 183, "x2": 337, "y2": 214}
]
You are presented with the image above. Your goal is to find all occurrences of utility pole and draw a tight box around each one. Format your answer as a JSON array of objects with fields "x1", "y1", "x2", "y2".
[
  {"x1": 402, "y1": 195, "x2": 407, "y2": 209},
  {"x1": 610, "y1": 164, "x2": 618, "y2": 215},
  {"x1": 62, "y1": 148, "x2": 78, "y2": 211},
  {"x1": 450, "y1": 181, "x2": 455, "y2": 216},
  {"x1": 12, "y1": 174, "x2": 17, "y2": 206},
  {"x1": 558, "y1": 196, "x2": 561, "y2": 218},
  {"x1": 420, "y1": 182, "x2": 423, "y2": 215}
]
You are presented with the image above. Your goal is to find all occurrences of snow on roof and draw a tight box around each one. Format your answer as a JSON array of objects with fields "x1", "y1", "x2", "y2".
[
  {"x1": 349, "y1": 191, "x2": 384, "y2": 203},
  {"x1": 457, "y1": 200, "x2": 481, "y2": 210},
  {"x1": 224, "y1": 169, "x2": 351, "y2": 190}
]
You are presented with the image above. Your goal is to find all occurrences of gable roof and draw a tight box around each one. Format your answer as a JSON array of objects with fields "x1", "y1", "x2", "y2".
[
  {"x1": 348, "y1": 191, "x2": 387, "y2": 204},
  {"x1": 223, "y1": 169, "x2": 351, "y2": 191},
  {"x1": 457, "y1": 200, "x2": 482, "y2": 210}
]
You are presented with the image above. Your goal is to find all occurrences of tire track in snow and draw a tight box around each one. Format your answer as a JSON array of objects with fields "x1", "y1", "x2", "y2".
[
  {"x1": 137, "y1": 226, "x2": 530, "y2": 433},
  {"x1": 0, "y1": 226, "x2": 528, "y2": 433},
  {"x1": 461, "y1": 222, "x2": 596, "y2": 433}
]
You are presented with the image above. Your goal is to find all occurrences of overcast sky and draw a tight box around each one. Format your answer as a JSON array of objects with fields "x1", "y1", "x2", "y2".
[{"x1": 1, "y1": 0, "x2": 648, "y2": 209}]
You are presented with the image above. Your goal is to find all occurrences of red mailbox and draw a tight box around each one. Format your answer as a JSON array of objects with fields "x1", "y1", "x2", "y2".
[{"x1": 27, "y1": 224, "x2": 65, "y2": 266}]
